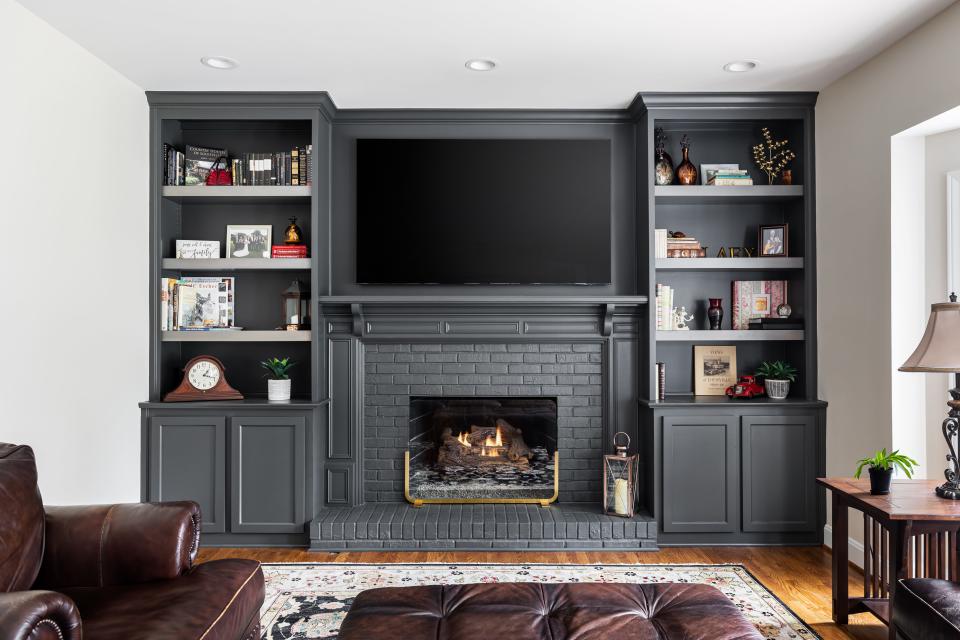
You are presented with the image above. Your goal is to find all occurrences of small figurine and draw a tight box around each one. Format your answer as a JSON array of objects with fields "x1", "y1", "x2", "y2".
[
  {"x1": 284, "y1": 217, "x2": 304, "y2": 245},
  {"x1": 672, "y1": 307, "x2": 694, "y2": 330}
]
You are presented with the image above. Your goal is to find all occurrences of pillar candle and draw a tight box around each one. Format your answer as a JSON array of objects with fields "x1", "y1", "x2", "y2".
[{"x1": 614, "y1": 478, "x2": 630, "y2": 516}]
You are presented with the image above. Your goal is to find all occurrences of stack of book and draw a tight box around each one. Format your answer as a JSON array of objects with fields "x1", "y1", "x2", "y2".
[
  {"x1": 160, "y1": 277, "x2": 237, "y2": 331},
  {"x1": 655, "y1": 229, "x2": 668, "y2": 259},
  {"x1": 271, "y1": 245, "x2": 308, "y2": 259},
  {"x1": 655, "y1": 284, "x2": 675, "y2": 330},
  {"x1": 162, "y1": 144, "x2": 185, "y2": 186},
  {"x1": 748, "y1": 317, "x2": 803, "y2": 330},
  {"x1": 666, "y1": 234, "x2": 706, "y2": 258},
  {"x1": 708, "y1": 169, "x2": 753, "y2": 186}
]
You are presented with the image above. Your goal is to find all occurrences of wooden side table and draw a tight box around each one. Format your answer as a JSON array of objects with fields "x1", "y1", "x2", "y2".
[{"x1": 818, "y1": 477, "x2": 960, "y2": 640}]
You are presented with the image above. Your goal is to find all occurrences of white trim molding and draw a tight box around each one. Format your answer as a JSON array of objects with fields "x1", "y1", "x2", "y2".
[
  {"x1": 948, "y1": 170, "x2": 960, "y2": 294},
  {"x1": 823, "y1": 524, "x2": 865, "y2": 570}
]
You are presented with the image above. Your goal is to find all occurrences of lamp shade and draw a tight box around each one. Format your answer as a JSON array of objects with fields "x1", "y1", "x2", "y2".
[{"x1": 899, "y1": 302, "x2": 960, "y2": 372}]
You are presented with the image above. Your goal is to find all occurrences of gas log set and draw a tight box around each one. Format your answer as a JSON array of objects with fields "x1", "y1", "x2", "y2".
[{"x1": 436, "y1": 419, "x2": 534, "y2": 469}]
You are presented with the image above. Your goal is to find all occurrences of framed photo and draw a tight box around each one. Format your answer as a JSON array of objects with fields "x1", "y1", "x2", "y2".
[
  {"x1": 694, "y1": 345, "x2": 737, "y2": 396},
  {"x1": 700, "y1": 163, "x2": 739, "y2": 185},
  {"x1": 759, "y1": 224, "x2": 788, "y2": 257},
  {"x1": 226, "y1": 225, "x2": 272, "y2": 259}
]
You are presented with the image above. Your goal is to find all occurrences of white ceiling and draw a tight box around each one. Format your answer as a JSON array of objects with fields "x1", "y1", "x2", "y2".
[{"x1": 17, "y1": 0, "x2": 955, "y2": 109}]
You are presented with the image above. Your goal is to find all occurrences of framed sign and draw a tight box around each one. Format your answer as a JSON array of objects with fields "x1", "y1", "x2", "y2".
[{"x1": 694, "y1": 345, "x2": 737, "y2": 396}]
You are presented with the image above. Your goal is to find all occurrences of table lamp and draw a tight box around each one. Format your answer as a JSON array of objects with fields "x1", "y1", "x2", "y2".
[{"x1": 899, "y1": 293, "x2": 960, "y2": 499}]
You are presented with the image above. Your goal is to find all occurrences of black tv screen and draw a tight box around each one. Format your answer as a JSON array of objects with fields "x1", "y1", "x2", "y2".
[{"x1": 356, "y1": 139, "x2": 611, "y2": 284}]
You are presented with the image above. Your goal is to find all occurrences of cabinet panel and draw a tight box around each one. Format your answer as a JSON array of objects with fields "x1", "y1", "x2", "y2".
[
  {"x1": 148, "y1": 416, "x2": 225, "y2": 533},
  {"x1": 662, "y1": 416, "x2": 737, "y2": 533},
  {"x1": 230, "y1": 416, "x2": 306, "y2": 533},
  {"x1": 742, "y1": 415, "x2": 817, "y2": 532}
]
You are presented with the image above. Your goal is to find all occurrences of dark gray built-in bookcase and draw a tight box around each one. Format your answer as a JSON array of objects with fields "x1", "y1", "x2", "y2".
[{"x1": 139, "y1": 92, "x2": 825, "y2": 548}]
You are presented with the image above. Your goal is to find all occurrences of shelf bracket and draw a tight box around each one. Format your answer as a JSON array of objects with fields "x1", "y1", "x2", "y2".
[
  {"x1": 351, "y1": 303, "x2": 365, "y2": 337},
  {"x1": 601, "y1": 304, "x2": 615, "y2": 337}
]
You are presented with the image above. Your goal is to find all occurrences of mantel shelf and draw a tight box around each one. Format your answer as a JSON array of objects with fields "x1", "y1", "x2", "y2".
[
  {"x1": 161, "y1": 185, "x2": 311, "y2": 202},
  {"x1": 654, "y1": 185, "x2": 803, "y2": 203},
  {"x1": 161, "y1": 330, "x2": 311, "y2": 342},
  {"x1": 162, "y1": 258, "x2": 311, "y2": 270},
  {"x1": 318, "y1": 295, "x2": 648, "y2": 306},
  {"x1": 656, "y1": 258, "x2": 803, "y2": 271},
  {"x1": 657, "y1": 330, "x2": 804, "y2": 342}
]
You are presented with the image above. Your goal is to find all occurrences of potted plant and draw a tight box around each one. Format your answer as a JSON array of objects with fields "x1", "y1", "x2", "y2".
[
  {"x1": 755, "y1": 360, "x2": 798, "y2": 399},
  {"x1": 854, "y1": 448, "x2": 918, "y2": 495},
  {"x1": 261, "y1": 357, "x2": 296, "y2": 402}
]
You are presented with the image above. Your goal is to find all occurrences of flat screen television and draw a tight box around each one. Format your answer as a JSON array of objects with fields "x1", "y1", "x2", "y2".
[{"x1": 356, "y1": 139, "x2": 612, "y2": 284}]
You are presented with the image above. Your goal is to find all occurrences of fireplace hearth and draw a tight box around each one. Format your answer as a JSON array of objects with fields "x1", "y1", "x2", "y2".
[{"x1": 407, "y1": 397, "x2": 558, "y2": 503}]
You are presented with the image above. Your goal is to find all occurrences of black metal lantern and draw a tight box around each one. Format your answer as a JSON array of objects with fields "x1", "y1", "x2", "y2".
[
  {"x1": 281, "y1": 280, "x2": 310, "y2": 331},
  {"x1": 602, "y1": 431, "x2": 639, "y2": 518}
]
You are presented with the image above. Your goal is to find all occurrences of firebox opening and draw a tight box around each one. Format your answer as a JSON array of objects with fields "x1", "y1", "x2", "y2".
[{"x1": 407, "y1": 396, "x2": 558, "y2": 501}]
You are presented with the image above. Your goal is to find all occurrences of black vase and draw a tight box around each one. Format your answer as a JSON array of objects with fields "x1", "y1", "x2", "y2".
[
  {"x1": 868, "y1": 467, "x2": 893, "y2": 495},
  {"x1": 708, "y1": 298, "x2": 723, "y2": 330}
]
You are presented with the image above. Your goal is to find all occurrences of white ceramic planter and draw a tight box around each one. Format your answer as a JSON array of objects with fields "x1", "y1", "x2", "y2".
[
  {"x1": 764, "y1": 379, "x2": 791, "y2": 400},
  {"x1": 268, "y1": 378, "x2": 292, "y2": 402}
]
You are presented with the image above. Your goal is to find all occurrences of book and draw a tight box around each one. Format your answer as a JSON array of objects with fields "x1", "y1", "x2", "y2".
[
  {"x1": 271, "y1": 245, "x2": 308, "y2": 258},
  {"x1": 655, "y1": 229, "x2": 668, "y2": 259},
  {"x1": 184, "y1": 145, "x2": 227, "y2": 186},
  {"x1": 748, "y1": 317, "x2": 803, "y2": 330},
  {"x1": 175, "y1": 240, "x2": 220, "y2": 259},
  {"x1": 176, "y1": 282, "x2": 221, "y2": 328},
  {"x1": 291, "y1": 148, "x2": 300, "y2": 186},
  {"x1": 666, "y1": 247, "x2": 706, "y2": 258},
  {"x1": 731, "y1": 280, "x2": 787, "y2": 329},
  {"x1": 180, "y1": 277, "x2": 235, "y2": 327}
]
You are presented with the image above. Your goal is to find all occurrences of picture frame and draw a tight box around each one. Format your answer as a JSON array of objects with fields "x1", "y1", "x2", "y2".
[
  {"x1": 700, "y1": 163, "x2": 740, "y2": 185},
  {"x1": 226, "y1": 225, "x2": 272, "y2": 259},
  {"x1": 758, "y1": 223, "x2": 789, "y2": 257},
  {"x1": 694, "y1": 345, "x2": 737, "y2": 396}
]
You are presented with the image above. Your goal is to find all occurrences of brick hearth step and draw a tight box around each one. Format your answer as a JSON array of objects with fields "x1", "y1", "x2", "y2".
[{"x1": 309, "y1": 503, "x2": 657, "y2": 551}]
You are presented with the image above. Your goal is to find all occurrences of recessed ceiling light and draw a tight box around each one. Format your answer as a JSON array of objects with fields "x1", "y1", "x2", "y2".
[
  {"x1": 723, "y1": 60, "x2": 757, "y2": 73},
  {"x1": 201, "y1": 56, "x2": 238, "y2": 70},
  {"x1": 465, "y1": 59, "x2": 496, "y2": 72}
]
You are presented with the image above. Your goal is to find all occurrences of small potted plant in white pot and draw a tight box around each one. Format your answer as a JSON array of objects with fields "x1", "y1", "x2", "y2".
[
  {"x1": 755, "y1": 360, "x2": 798, "y2": 399},
  {"x1": 854, "y1": 448, "x2": 918, "y2": 495},
  {"x1": 261, "y1": 357, "x2": 296, "y2": 402}
]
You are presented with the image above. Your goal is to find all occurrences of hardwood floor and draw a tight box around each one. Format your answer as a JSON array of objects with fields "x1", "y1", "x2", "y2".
[{"x1": 199, "y1": 545, "x2": 886, "y2": 639}]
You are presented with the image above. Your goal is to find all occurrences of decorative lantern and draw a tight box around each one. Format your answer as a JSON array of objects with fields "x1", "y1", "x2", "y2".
[
  {"x1": 281, "y1": 280, "x2": 310, "y2": 331},
  {"x1": 603, "y1": 432, "x2": 639, "y2": 518}
]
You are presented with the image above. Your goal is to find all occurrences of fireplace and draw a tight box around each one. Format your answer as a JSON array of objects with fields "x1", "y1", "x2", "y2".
[{"x1": 406, "y1": 397, "x2": 558, "y2": 503}]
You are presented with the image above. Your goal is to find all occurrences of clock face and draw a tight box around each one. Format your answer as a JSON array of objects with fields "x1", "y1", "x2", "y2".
[{"x1": 187, "y1": 359, "x2": 221, "y2": 391}]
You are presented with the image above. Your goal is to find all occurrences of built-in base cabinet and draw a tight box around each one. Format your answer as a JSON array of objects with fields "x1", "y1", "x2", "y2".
[
  {"x1": 141, "y1": 405, "x2": 319, "y2": 546},
  {"x1": 647, "y1": 403, "x2": 826, "y2": 545}
]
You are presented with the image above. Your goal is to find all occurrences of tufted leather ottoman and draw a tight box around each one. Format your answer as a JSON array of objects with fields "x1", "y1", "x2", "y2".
[{"x1": 339, "y1": 581, "x2": 763, "y2": 639}]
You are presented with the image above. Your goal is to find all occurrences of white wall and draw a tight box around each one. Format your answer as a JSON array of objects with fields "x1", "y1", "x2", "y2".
[
  {"x1": 817, "y1": 2, "x2": 960, "y2": 546},
  {"x1": 0, "y1": 0, "x2": 147, "y2": 504},
  {"x1": 923, "y1": 128, "x2": 960, "y2": 473}
]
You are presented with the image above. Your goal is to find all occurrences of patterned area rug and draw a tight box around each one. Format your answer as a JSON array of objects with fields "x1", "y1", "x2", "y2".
[{"x1": 260, "y1": 563, "x2": 818, "y2": 639}]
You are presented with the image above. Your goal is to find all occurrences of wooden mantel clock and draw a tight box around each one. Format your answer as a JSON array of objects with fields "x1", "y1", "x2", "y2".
[{"x1": 164, "y1": 356, "x2": 243, "y2": 402}]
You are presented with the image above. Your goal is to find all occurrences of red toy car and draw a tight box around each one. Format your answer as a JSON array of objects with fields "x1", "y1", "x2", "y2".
[{"x1": 725, "y1": 375, "x2": 765, "y2": 399}]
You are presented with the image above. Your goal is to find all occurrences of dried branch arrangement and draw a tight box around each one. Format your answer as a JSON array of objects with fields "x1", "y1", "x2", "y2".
[{"x1": 752, "y1": 127, "x2": 796, "y2": 185}]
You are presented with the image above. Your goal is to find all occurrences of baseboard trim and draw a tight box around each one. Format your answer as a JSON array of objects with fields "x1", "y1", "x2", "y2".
[{"x1": 823, "y1": 524, "x2": 864, "y2": 569}]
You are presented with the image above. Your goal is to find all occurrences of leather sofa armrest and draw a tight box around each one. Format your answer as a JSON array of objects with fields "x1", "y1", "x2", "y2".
[
  {"x1": 34, "y1": 501, "x2": 201, "y2": 589},
  {"x1": 0, "y1": 591, "x2": 81, "y2": 640}
]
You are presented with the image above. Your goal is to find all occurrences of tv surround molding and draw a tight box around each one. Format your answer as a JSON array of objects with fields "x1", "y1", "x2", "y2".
[{"x1": 140, "y1": 92, "x2": 824, "y2": 549}]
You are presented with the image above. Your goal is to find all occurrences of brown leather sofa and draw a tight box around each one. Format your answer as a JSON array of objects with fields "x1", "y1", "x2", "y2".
[
  {"x1": 0, "y1": 443, "x2": 264, "y2": 640},
  {"x1": 339, "y1": 582, "x2": 763, "y2": 639},
  {"x1": 893, "y1": 578, "x2": 960, "y2": 640}
]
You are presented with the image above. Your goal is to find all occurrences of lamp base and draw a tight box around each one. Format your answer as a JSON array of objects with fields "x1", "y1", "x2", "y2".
[{"x1": 936, "y1": 483, "x2": 960, "y2": 500}]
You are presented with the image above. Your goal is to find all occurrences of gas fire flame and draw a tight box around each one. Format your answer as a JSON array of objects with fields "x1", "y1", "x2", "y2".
[
  {"x1": 457, "y1": 432, "x2": 471, "y2": 447},
  {"x1": 458, "y1": 426, "x2": 504, "y2": 457}
]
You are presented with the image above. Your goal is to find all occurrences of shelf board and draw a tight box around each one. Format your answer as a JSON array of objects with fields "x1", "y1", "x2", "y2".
[
  {"x1": 162, "y1": 258, "x2": 311, "y2": 271},
  {"x1": 161, "y1": 185, "x2": 311, "y2": 202},
  {"x1": 655, "y1": 185, "x2": 803, "y2": 203},
  {"x1": 139, "y1": 398, "x2": 329, "y2": 409},
  {"x1": 657, "y1": 330, "x2": 804, "y2": 342},
  {"x1": 656, "y1": 258, "x2": 803, "y2": 271},
  {"x1": 317, "y1": 295, "x2": 648, "y2": 306},
  {"x1": 641, "y1": 395, "x2": 827, "y2": 408},
  {"x1": 161, "y1": 330, "x2": 311, "y2": 342}
]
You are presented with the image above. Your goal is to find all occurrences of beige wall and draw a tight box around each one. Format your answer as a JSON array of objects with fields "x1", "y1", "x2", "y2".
[
  {"x1": 0, "y1": 0, "x2": 148, "y2": 503},
  {"x1": 923, "y1": 128, "x2": 960, "y2": 473},
  {"x1": 817, "y1": 2, "x2": 960, "y2": 544}
]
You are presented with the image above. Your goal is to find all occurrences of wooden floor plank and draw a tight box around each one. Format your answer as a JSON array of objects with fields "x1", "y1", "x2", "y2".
[{"x1": 198, "y1": 545, "x2": 887, "y2": 640}]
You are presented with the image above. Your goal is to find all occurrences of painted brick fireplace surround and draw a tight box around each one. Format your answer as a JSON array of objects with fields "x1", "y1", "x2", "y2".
[{"x1": 310, "y1": 300, "x2": 654, "y2": 550}]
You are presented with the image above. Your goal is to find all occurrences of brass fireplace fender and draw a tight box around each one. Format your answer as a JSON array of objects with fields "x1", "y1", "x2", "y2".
[{"x1": 404, "y1": 450, "x2": 560, "y2": 507}]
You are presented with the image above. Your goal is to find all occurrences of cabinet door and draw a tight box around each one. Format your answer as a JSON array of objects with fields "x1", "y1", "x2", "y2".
[
  {"x1": 147, "y1": 416, "x2": 226, "y2": 533},
  {"x1": 662, "y1": 416, "x2": 738, "y2": 533},
  {"x1": 742, "y1": 415, "x2": 817, "y2": 532},
  {"x1": 230, "y1": 415, "x2": 306, "y2": 533}
]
